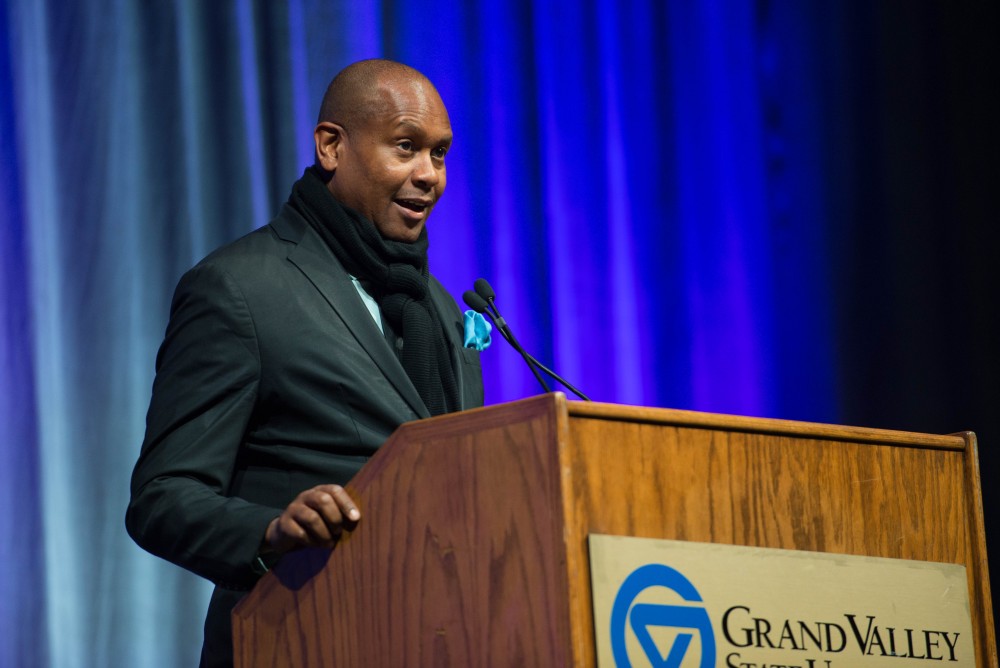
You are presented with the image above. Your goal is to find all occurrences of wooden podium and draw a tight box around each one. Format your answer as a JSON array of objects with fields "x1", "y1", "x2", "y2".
[{"x1": 232, "y1": 394, "x2": 996, "y2": 666}]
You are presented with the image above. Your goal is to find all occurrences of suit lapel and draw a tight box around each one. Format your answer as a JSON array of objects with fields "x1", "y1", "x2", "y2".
[
  {"x1": 273, "y1": 209, "x2": 431, "y2": 419},
  {"x1": 428, "y1": 277, "x2": 472, "y2": 410}
]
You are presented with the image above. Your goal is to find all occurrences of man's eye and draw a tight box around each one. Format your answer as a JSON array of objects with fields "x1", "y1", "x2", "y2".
[
  {"x1": 432, "y1": 147, "x2": 448, "y2": 159},
  {"x1": 398, "y1": 140, "x2": 413, "y2": 151}
]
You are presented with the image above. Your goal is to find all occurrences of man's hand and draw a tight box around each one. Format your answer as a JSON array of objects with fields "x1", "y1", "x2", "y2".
[{"x1": 263, "y1": 484, "x2": 361, "y2": 555}]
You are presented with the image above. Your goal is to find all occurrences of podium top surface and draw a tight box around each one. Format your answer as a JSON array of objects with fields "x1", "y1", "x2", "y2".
[{"x1": 560, "y1": 396, "x2": 969, "y2": 450}]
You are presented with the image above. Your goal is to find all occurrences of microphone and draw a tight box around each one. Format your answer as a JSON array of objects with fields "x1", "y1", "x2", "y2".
[
  {"x1": 472, "y1": 277, "x2": 495, "y2": 301},
  {"x1": 464, "y1": 284, "x2": 550, "y2": 393},
  {"x1": 462, "y1": 289, "x2": 490, "y2": 317},
  {"x1": 464, "y1": 279, "x2": 590, "y2": 401}
]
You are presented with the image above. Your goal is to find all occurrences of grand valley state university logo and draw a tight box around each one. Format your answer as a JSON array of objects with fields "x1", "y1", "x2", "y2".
[
  {"x1": 593, "y1": 536, "x2": 974, "y2": 667},
  {"x1": 610, "y1": 564, "x2": 716, "y2": 667}
]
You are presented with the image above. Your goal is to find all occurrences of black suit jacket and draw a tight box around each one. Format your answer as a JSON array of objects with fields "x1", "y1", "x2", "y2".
[{"x1": 126, "y1": 204, "x2": 483, "y2": 663}]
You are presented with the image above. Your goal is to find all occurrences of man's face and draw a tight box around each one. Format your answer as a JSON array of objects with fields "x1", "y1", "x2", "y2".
[{"x1": 323, "y1": 79, "x2": 452, "y2": 243}]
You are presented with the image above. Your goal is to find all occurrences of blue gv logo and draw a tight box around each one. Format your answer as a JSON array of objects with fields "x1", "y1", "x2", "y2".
[{"x1": 609, "y1": 564, "x2": 716, "y2": 667}]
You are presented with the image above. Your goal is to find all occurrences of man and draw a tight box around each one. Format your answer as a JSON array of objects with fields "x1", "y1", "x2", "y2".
[{"x1": 126, "y1": 59, "x2": 484, "y2": 667}]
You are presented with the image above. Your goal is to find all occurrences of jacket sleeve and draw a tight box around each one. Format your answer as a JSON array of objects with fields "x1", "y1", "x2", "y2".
[{"x1": 126, "y1": 261, "x2": 281, "y2": 590}]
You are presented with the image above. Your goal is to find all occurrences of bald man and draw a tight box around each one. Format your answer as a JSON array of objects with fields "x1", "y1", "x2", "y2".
[{"x1": 126, "y1": 60, "x2": 484, "y2": 667}]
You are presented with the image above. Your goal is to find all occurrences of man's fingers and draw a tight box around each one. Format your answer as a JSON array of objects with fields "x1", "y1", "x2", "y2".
[
  {"x1": 288, "y1": 504, "x2": 337, "y2": 544},
  {"x1": 292, "y1": 485, "x2": 360, "y2": 540},
  {"x1": 267, "y1": 485, "x2": 361, "y2": 554},
  {"x1": 313, "y1": 484, "x2": 361, "y2": 522}
]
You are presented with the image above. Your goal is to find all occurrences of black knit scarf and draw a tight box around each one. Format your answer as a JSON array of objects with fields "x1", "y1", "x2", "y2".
[{"x1": 288, "y1": 167, "x2": 459, "y2": 416}]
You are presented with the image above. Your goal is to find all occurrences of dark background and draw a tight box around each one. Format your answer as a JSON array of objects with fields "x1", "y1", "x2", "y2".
[{"x1": 830, "y1": 2, "x2": 999, "y2": 597}]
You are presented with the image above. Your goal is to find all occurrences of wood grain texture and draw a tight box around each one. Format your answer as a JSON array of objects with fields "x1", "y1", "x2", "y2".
[
  {"x1": 233, "y1": 395, "x2": 575, "y2": 667},
  {"x1": 562, "y1": 398, "x2": 996, "y2": 667},
  {"x1": 960, "y1": 431, "x2": 996, "y2": 664},
  {"x1": 234, "y1": 394, "x2": 996, "y2": 667}
]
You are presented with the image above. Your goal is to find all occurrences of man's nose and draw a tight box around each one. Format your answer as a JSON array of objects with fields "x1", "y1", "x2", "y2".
[{"x1": 412, "y1": 152, "x2": 442, "y2": 188}]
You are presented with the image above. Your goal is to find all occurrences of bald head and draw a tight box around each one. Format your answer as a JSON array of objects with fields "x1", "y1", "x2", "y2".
[
  {"x1": 312, "y1": 59, "x2": 452, "y2": 242},
  {"x1": 317, "y1": 59, "x2": 440, "y2": 132}
]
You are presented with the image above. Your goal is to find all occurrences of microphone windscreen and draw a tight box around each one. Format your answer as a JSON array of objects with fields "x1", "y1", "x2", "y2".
[
  {"x1": 473, "y1": 278, "x2": 496, "y2": 301},
  {"x1": 463, "y1": 290, "x2": 490, "y2": 313}
]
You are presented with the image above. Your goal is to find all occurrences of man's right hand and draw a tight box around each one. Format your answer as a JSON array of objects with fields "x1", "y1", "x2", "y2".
[{"x1": 263, "y1": 484, "x2": 361, "y2": 555}]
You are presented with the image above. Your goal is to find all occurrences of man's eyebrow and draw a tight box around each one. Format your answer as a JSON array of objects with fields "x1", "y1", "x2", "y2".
[{"x1": 394, "y1": 120, "x2": 452, "y2": 144}]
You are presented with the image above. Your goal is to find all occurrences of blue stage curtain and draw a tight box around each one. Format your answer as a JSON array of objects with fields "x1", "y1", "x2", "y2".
[{"x1": 2, "y1": 1, "x2": 994, "y2": 665}]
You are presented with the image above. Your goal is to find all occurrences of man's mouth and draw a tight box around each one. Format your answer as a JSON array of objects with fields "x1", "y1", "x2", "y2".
[{"x1": 394, "y1": 198, "x2": 431, "y2": 214}]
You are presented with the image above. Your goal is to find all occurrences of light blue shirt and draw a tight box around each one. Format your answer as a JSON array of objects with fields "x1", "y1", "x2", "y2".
[{"x1": 349, "y1": 275, "x2": 383, "y2": 334}]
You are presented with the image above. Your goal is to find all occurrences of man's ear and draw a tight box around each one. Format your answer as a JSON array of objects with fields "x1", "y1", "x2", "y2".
[{"x1": 314, "y1": 122, "x2": 343, "y2": 172}]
